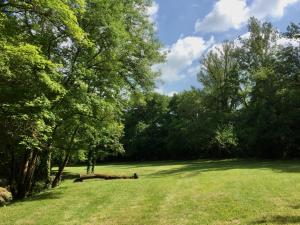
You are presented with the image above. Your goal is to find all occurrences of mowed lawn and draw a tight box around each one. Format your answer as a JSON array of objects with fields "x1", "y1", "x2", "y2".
[{"x1": 1, "y1": 160, "x2": 300, "y2": 225}]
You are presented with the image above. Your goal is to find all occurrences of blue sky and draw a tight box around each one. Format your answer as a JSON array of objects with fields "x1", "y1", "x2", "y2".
[{"x1": 149, "y1": 0, "x2": 300, "y2": 96}]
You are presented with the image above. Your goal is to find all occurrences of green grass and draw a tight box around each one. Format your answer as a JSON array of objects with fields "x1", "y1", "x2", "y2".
[{"x1": 1, "y1": 160, "x2": 300, "y2": 225}]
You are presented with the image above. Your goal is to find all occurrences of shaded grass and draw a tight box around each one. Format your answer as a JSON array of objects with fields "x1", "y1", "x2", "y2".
[{"x1": 1, "y1": 159, "x2": 300, "y2": 225}]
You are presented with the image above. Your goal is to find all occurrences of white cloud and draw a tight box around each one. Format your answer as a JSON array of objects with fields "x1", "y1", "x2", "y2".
[
  {"x1": 167, "y1": 91, "x2": 178, "y2": 97},
  {"x1": 207, "y1": 31, "x2": 299, "y2": 55},
  {"x1": 154, "y1": 87, "x2": 178, "y2": 97},
  {"x1": 187, "y1": 65, "x2": 201, "y2": 76},
  {"x1": 195, "y1": 0, "x2": 300, "y2": 33},
  {"x1": 195, "y1": 0, "x2": 248, "y2": 33},
  {"x1": 147, "y1": 2, "x2": 159, "y2": 24},
  {"x1": 154, "y1": 87, "x2": 165, "y2": 95},
  {"x1": 276, "y1": 37, "x2": 300, "y2": 47},
  {"x1": 250, "y1": 0, "x2": 298, "y2": 18},
  {"x1": 237, "y1": 31, "x2": 299, "y2": 47},
  {"x1": 154, "y1": 36, "x2": 214, "y2": 82}
]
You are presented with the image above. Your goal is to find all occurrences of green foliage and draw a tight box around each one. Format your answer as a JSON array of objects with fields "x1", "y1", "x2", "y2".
[
  {"x1": 214, "y1": 124, "x2": 237, "y2": 150},
  {"x1": 0, "y1": 43, "x2": 64, "y2": 152},
  {"x1": 123, "y1": 92, "x2": 170, "y2": 159},
  {"x1": 0, "y1": 0, "x2": 163, "y2": 198},
  {"x1": 199, "y1": 42, "x2": 241, "y2": 112},
  {"x1": 121, "y1": 18, "x2": 300, "y2": 160}
]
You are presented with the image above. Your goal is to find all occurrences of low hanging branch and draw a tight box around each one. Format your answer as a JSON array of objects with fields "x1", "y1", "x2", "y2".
[{"x1": 74, "y1": 173, "x2": 138, "y2": 182}]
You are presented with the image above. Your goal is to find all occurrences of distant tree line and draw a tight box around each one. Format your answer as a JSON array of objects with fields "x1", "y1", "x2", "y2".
[{"x1": 121, "y1": 18, "x2": 300, "y2": 160}]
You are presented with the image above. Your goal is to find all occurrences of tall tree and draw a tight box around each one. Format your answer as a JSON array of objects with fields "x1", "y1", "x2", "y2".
[
  {"x1": 0, "y1": 0, "x2": 163, "y2": 197},
  {"x1": 197, "y1": 42, "x2": 240, "y2": 156},
  {"x1": 198, "y1": 42, "x2": 241, "y2": 113},
  {"x1": 0, "y1": 0, "x2": 84, "y2": 198}
]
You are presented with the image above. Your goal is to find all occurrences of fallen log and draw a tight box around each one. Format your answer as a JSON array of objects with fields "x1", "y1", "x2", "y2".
[{"x1": 74, "y1": 173, "x2": 138, "y2": 182}]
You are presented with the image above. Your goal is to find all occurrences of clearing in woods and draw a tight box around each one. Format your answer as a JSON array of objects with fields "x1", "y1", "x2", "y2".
[{"x1": 1, "y1": 160, "x2": 300, "y2": 225}]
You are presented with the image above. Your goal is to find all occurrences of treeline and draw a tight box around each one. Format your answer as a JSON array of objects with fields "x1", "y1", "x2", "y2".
[
  {"x1": 122, "y1": 18, "x2": 300, "y2": 160},
  {"x1": 0, "y1": 0, "x2": 162, "y2": 199}
]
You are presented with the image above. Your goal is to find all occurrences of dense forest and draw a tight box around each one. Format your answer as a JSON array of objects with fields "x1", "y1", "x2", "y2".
[
  {"x1": 0, "y1": 0, "x2": 299, "y2": 200},
  {"x1": 123, "y1": 19, "x2": 300, "y2": 161}
]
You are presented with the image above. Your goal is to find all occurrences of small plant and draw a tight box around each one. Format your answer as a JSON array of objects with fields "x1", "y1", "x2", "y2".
[{"x1": 213, "y1": 124, "x2": 238, "y2": 157}]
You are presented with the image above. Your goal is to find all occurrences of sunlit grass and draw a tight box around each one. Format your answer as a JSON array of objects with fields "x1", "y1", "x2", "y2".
[{"x1": 1, "y1": 160, "x2": 300, "y2": 225}]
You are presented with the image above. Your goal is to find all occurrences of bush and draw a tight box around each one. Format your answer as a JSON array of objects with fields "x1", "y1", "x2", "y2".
[{"x1": 0, "y1": 187, "x2": 12, "y2": 206}]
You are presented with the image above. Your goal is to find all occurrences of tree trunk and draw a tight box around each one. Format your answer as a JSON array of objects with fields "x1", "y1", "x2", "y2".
[
  {"x1": 15, "y1": 152, "x2": 32, "y2": 199},
  {"x1": 91, "y1": 148, "x2": 96, "y2": 174},
  {"x1": 51, "y1": 150, "x2": 71, "y2": 188},
  {"x1": 45, "y1": 150, "x2": 52, "y2": 188},
  {"x1": 24, "y1": 152, "x2": 38, "y2": 195},
  {"x1": 86, "y1": 147, "x2": 93, "y2": 174},
  {"x1": 8, "y1": 145, "x2": 16, "y2": 196},
  {"x1": 52, "y1": 126, "x2": 79, "y2": 188},
  {"x1": 16, "y1": 151, "x2": 38, "y2": 199},
  {"x1": 44, "y1": 125, "x2": 58, "y2": 188}
]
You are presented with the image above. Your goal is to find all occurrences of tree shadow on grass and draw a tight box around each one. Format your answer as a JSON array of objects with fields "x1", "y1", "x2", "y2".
[
  {"x1": 51, "y1": 170, "x2": 79, "y2": 181},
  {"x1": 251, "y1": 215, "x2": 300, "y2": 224},
  {"x1": 25, "y1": 191, "x2": 63, "y2": 202},
  {"x1": 290, "y1": 203, "x2": 300, "y2": 210},
  {"x1": 7, "y1": 191, "x2": 63, "y2": 206},
  {"x1": 147, "y1": 160, "x2": 300, "y2": 177},
  {"x1": 61, "y1": 172, "x2": 80, "y2": 180},
  {"x1": 8, "y1": 172, "x2": 78, "y2": 205}
]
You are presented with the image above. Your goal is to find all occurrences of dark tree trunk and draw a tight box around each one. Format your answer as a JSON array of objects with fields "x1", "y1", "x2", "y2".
[
  {"x1": 91, "y1": 151, "x2": 96, "y2": 174},
  {"x1": 86, "y1": 147, "x2": 93, "y2": 174},
  {"x1": 44, "y1": 125, "x2": 57, "y2": 188},
  {"x1": 8, "y1": 145, "x2": 15, "y2": 190},
  {"x1": 52, "y1": 126, "x2": 79, "y2": 188},
  {"x1": 51, "y1": 150, "x2": 71, "y2": 188},
  {"x1": 15, "y1": 152, "x2": 32, "y2": 199},
  {"x1": 15, "y1": 151, "x2": 39, "y2": 199},
  {"x1": 24, "y1": 152, "x2": 38, "y2": 194},
  {"x1": 45, "y1": 150, "x2": 52, "y2": 186}
]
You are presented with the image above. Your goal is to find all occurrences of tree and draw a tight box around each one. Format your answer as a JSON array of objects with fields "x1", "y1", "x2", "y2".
[
  {"x1": 123, "y1": 92, "x2": 170, "y2": 160},
  {"x1": 236, "y1": 18, "x2": 284, "y2": 157},
  {"x1": 121, "y1": 18, "x2": 300, "y2": 160},
  {"x1": 197, "y1": 42, "x2": 240, "y2": 157},
  {"x1": 0, "y1": 0, "x2": 88, "y2": 199},
  {"x1": 0, "y1": 0, "x2": 163, "y2": 198},
  {"x1": 50, "y1": 0, "x2": 163, "y2": 187},
  {"x1": 198, "y1": 42, "x2": 241, "y2": 113},
  {"x1": 166, "y1": 89, "x2": 205, "y2": 158},
  {"x1": 0, "y1": 44, "x2": 65, "y2": 198}
]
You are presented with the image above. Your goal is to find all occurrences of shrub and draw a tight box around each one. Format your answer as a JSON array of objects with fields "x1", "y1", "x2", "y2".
[{"x1": 0, "y1": 187, "x2": 12, "y2": 206}]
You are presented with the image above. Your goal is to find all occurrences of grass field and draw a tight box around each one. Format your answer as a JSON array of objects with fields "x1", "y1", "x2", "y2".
[{"x1": 1, "y1": 160, "x2": 300, "y2": 225}]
